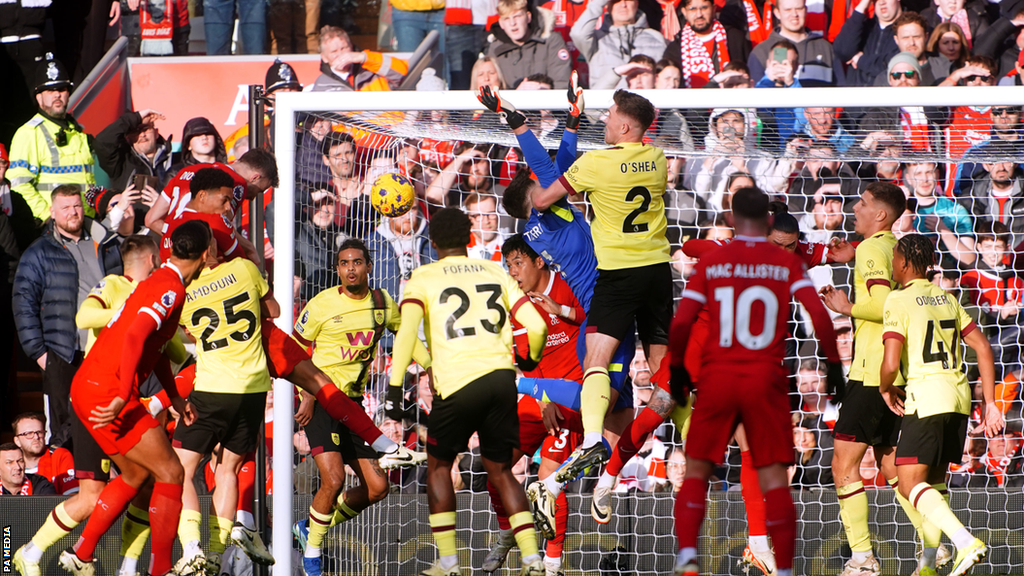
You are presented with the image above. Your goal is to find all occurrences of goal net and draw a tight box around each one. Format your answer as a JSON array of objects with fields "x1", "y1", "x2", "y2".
[{"x1": 268, "y1": 87, "x2": 1024, "y2": 576}]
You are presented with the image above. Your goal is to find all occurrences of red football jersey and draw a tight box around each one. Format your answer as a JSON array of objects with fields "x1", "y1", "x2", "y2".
[
  {"x1": 682, "y1": 236, "x2": 813, "y2": 368},
  {"x1": 945, "y1": 106, "x2": 991, "y2": 160},
  {"x1": 160, "y1": 208, "x2": 241, "y2": 263},
  {"x1": 513, "y1": 273, "x2": 585, "y2": 382},
  {"x1": 76, "y1": 264, "x2": 187, "y2": 397},
  {"x1": 161, "y1": 162, "x2": 247, "y2": 230},
  {"x1": 684, "y1": 237, "x2": 829, "y2": 268},
  {"x1": 32, "y1": 447, "x2": 78, "y2": 495},
  {"x1": 960, "y1": 268, "x2": 1023, "y2": 312}
]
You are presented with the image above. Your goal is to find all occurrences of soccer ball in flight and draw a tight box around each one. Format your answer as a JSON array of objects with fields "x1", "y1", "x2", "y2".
[{"x1": 370, "y1": 173, "x2": 415, "y2": 217}]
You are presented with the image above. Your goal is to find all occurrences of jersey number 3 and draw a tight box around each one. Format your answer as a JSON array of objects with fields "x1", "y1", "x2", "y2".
[
  {"x1": 441, "y1": 284, "x2": 506, "y2": 340},
  {"x1": 714, "y1": 286, "x2": 778, "y2": 350},
  {"x1": 191, "y1": 293, "x2": 258, "y2": 351}
]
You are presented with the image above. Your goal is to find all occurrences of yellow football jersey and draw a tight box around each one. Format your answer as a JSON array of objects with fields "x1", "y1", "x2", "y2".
[
  {"x1": 560, "y1": 141, "x2": 670, "y2": 271},
  {"x1": 293, "y1": 287, "x2": 401, "y2": 397},
  {"x1": 181, "y1": 258, "x2": 270, "y2": 394},
  {"x1": 81, "y1": 275, "x2": 137, "y2": 355},
  {"x1": 883, "y1": 279, "x2": 976, "y2": 417},
  {"x1": 400, "y1": 256, "x2": 530, "y2": 399},
  {"x1": 849, "y1": 230, "x2": 901, "y2": 387}
]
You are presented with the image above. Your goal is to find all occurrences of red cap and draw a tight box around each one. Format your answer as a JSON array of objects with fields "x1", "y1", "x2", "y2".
[{"x1": 0, "y1": 143, "x2": 8, "y2": 164}]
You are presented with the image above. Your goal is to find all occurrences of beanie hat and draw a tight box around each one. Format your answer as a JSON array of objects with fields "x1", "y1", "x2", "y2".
[
  {"x1": 887, "y1": 51, "x2": 922, "y2": 76},
  {"x1": 416, "y1": 68, "x2": 447, "y2": 91},
  {"x1": 85, "y1": 186, "x2": 117, "y2": 219}
]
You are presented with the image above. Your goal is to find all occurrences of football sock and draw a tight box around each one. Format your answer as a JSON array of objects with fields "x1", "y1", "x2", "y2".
[
  {"x1": 429, "y1": 511, "x2": 459, "y2": 560},
  {"x1": 541, "y1": 474, "x2": 564, "y2": 497},
  {"x1": 764, "y1": 487, "x2": 796, "y2": 570},
  {"x1": 236, "y1": 456, "x2": 256, "y2": 519},
  {"x1": 30, "y1": 501, "x2": 79, "y2": 555},
  {"x1": 208, "y1": 515, "x2": 233, "y2": 555},
  {"x1": 909, "y1": 483, "x2": 975, "y2": 549},
  {"x1": 330, "y1": 494, "x2": 361, "y2": 526},
  {"x1": 149, "y1": 482, "x2": 184, "y2": 576},
  {"x1": 120, "y1": 556, "x2": 139, "y2": 576},
  {"x1": 177, "y1": 508, "x2": 203, "y2": 551},
  {"x1": 545, "y1": 491, "x2": 568, "y2": 558},
  {"x1": 889, "y1": 476, "x2": 925, "y2": 535},
  {"x1": 669, "y1": 403, "x2": 691, "y2": 438},
  {"x1": 509, "y1": 511, "x2": 540, "y2": 560},
  {"x1": 836, "y1": 481, "x2": 872, "y2": 553},
  {"x1": 486, "y1": 480, "x2": 512, "y2": 531},
  {"x1": 74, "y1": 476, "x2": 138, "y2": 562},
  {"x1": 607, "y1": 407, "x2": 662, "y2": 476},
  {"x1": 305, "y1": 507, "x2": 333, "y2": 558},
  {"x1": 120, "y1": 503, "x2": 151, "y2": 560},
  {"x1": 921, "y1": 483, "x2": 948, "y2": 551},
  {"x1": 315, "y1": 384, "x2": 387, "y2": 446},
  {"x1": 921, "y1": 547, "x2": 938, "y2": 569},
  {"x1": 597, "y1": 471, "x2": 616, "y2": 490},
  {"x1": 675, "y1": 477, "x2": 708, "y2": 549},
  {"x1": 236, "y1": 510, "x2": 256, "y2": 532},
  {"x1": 676, "y1": 548, "x2": 697, "y2": 567},
  {"x1": 740, "y1": 451, "x2": 767, "y2": 538},
  {"x1": 580, "y1": 367, "x2": 610, "y2": 441}
]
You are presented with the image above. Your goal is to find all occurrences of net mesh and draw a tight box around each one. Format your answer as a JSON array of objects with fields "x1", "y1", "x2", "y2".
[{"x1": 277, "y1": 94, "x2": 1024, "y2": 576}]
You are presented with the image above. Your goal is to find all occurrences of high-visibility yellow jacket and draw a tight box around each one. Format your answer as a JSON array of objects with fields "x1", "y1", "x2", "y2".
[{"x1": 8, "y1": 112, "x2": 97, "y2": 220}]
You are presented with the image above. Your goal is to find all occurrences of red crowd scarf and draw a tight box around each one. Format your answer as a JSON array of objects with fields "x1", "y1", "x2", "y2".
[
  {"x1": 900, "y1": 107, "x2": 932, "y2": 153},
  {"x1": 140, "y1": 0, "x2": 174, "y2": 56},
  {"x1": 680, "y1": 20, "x2": 731, "y2": 88},
  {"x1": 743, "y1": 0, "x2": 773, "y2": 46}
]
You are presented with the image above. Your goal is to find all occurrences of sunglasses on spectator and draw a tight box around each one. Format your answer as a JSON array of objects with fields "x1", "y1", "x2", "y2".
[
  {"x1": 962, "y1": 74, "x2": 992, "y2": 83},
  {"x1": 890, "y1": 70, "x2": 917, "y2": 80},
  {"x1": 992, "y1": 107, "x2": 1021, "y2": 116}
]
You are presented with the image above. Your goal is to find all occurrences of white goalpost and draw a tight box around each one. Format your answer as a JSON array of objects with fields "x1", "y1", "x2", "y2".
[{"x1": 270, "y1": 86, "x2": 1024, "y2": 576}]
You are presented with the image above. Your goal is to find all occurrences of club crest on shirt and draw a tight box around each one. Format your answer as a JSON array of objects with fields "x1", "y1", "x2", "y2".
[
  {"x1": 233, "y1": 185, "x2": 246, "y2": 202},
  {"x1": 374, "y1": 310, "x2": 385, "y2": 324},
  {"x1": 331, "y1": 433, "x2": 340, "y2": 445}
]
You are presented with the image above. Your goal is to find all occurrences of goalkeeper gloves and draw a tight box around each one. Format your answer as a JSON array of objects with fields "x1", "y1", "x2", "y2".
[
  {"x1": 669, "y1": 364, "x2": 693, "y2": 408},
  {"x1": 476, "y1": 85, "x2": 526, "y2": 130},
  {"x1": 384, "y1": 384, "x2": 406, "y2": 422},
  {"x1": 566, "y1": 70, "x2": 585, "y2": 131},
  {"x1": 826, "y1": 361, "x2": 847, "y2": 403}
]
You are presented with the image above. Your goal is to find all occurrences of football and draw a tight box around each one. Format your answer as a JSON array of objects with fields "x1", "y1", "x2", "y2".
[{"x1": 370, "y1": 172, "x2": 415, "y2": 217}]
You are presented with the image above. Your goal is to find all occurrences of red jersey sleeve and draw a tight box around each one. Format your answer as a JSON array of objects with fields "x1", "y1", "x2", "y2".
[
  {"x1": 207, "y1": 212, "x2": 242, "y2": 259},
  {"x1": 682, "y1": 238, "x2": 728, "y2": 259},
  {"x1": 797, "y1": 241, "x2": 828, "y2": 267}
]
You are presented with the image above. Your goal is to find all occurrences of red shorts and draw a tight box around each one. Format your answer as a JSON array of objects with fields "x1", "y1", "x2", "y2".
[
  {"x1": 262, "y1": 319, "x2": 309, "y2": 378},
  {"x1": 70, "y1": 375, "x2": 160, "y2": 456},
  {"x1": 517, "y1": 395, "x2": 583, "y2": 462},
  {"x1": 686, "y1": 364, "x2": 794, "y2": 468}
]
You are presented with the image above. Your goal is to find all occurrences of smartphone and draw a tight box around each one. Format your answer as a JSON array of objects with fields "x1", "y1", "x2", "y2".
[
  {"x1": 132, "y1": 174, "x2": 158, "y2": 191},
  {"x1": 772, "y1": 47, "x2": 789, "y2": 63}
]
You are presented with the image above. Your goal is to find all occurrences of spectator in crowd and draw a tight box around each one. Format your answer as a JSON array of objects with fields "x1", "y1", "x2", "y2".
[
  {"x1": 921, "y1": 0, "x2": 989, "y2": 48},
  {"x1": 937, "y1": 53, "x2": 999, "y2": 88},
  {"x1": 295, "y1": 185, "x2": 345, "y2": 286},
  {"x1": 464, "y1": 192, "x2": 503, "y2": 262},
  {"x1": 871, "y1": 12, "x2": 949, "y2": 85},
  {"x1": 320, "y1": 131, "x2": 362, "y2": 208},
  {"x1": 787, "y1": 142, "x2": 861, "y2": 214},
  {"x1": 0, "y1": 442, "x2": 55, "y2": 495},
  {"x1": 926, "y1": 22, "x2": 970, "y2": 71},
  {"x1": 390, "y1": 0, "x2": 446, "y2": 55},
  {"x1": 295, "y1": 116, "x2": 334, "y2": 187},
  {"x1": 799, "y1": 107, "x2": 855, "y2": 154},
  {"x1": 170, "y1": 117, "x2": 228, "y2": 175},
  {"x1": 367, "y1": 201, "x2": 435, "y2": 302},
  {"x1": 902, "y1": 160, "x2": 976, "y2": 264},
  {"x1": 487, "y1": 0, "x2": 573, "y2": 89},
  {"x1": 972, "y1": 5, "x2": 1024, "y2": 79},
  {"x1": 957, "y1": 105, "x2": 1024, "y2": 196},
  {"x1": 267, "y1": 0, "x2": 306, "y2": 54},
  {"x1": 978, "y1": 433, "x2": 1024, "y2": 488},
  {"x1": 84, "y1": 185, "x2": 137, "y2": 238},
  {"x1": 834, "y1": 0, "x2": 901, "y2": 87},
  {"x1": 0, "y1": 206, "x2": 19, "y2": 428},
  {"x1": 205, "y1": 0, "x2": 266, "y2": 55},
  {"x1": 446, "y1": 0, "x2": 497, "y2": 90},
  {"x1": 425, "y1": 143, "x2": 493, "y2": 207},
  {"x1": 858, "y1": 53, "x2": 947, "y2": 153},
  {"x1": 469, "y1": 56, "x2": 508, "y2": 92},
  {"x1": 655, "y1": 59, "x2": 682, "y2": 88},
  {"x1": 835, "y1": 317, "x2": 854, "y2": 374},
  {"x1": 694, "y1": 108, "x2": 791, "y2": 196},
  {"x1": 800, "y1": 186, "x2": 847, "y2": 244},
  {"x1": 960, "y1": 222, "x2": 1023, "y2": 371},
  {"x1": 12, "y1": 185, "x2": 123, "y2": 449},
  {"x1": 8, "y1": 55, "x2": 96, "y2": 224},
  {"x1": 747, "y1": 0, "x2": 839, "y2": 86},
  {"x1": 666, "y1": 448, "x2": 686, "y2": 493},
  {"x1": 94, "y1": 108, "x2": 174, "y2": 192},
  {"x1": 570, "y1": 0, "x2": 666, "y2": 88},
  {"x1": 11, "y1": 412, "x2": 77, "y2": 495},
  {"x1": 671, "y1": 0, "x2": 749, "y2": 88},
  {"x1": 113, "y1": 0, "x2": 191, "y2": 57},
  {"x1": 962, "y1": 144, "x2": 1024, "y2": 248},
  {"x1": 790, "y1": 424, "x2": 828, "y2": 488},
  {"x1": 310, "y1": 26, "x2": 408, "y2": 92},
  {"x1": 592, "y1": 54, "x2": 657, "y2": 89},
  {"x1": 754, "y1": 39, "x2": 809, "y2": 150},
  {"x1": 938, "y1": 56, "x2": 1000, "y2": 160}
]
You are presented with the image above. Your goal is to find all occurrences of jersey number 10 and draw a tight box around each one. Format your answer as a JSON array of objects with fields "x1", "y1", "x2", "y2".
[{"x1": 714, "y1": 286, "x2": 779, "y2": 351}]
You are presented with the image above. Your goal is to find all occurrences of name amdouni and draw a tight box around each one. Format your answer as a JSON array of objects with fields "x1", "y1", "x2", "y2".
[{"x1": 186, "y1": 273, "x2": 238, "y2": 302}]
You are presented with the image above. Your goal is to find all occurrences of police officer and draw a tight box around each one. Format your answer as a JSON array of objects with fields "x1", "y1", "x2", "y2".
[
  {"x1": 0, "y1": 0, "x2": 49, "y2": 146},
  {"x1": 7, "y1": 54, "x2": 96, "y2": 224}
]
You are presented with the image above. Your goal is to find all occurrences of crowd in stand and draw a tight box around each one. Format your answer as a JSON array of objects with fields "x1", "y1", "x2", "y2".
[{"x1": 2, "y1": 0, "x2": 1024, "y2": 503}]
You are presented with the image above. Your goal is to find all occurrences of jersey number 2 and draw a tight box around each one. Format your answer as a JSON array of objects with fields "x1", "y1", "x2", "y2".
[
  {"x1": 622, "y1": 186, "x2": 651, "y2": 234},
  {"x1": 441, "y1": 284, "x2": 506, "y2": 340},
  {"x1": 714, "y1": 286, "x2": 778, "y2": 350},
  {"x1": 191, "y1": 293, "x2": 257, "y2": 351}
]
